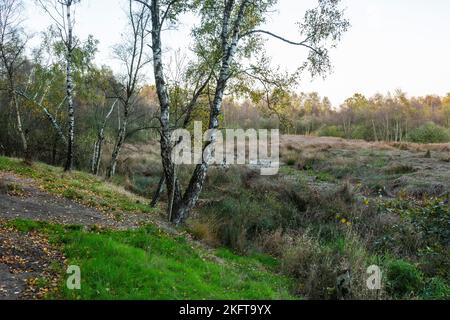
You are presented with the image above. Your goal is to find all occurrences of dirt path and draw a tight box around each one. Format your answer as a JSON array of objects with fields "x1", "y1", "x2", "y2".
[
  {"x1": 0, "y1": 172, "x2": 155, "y2": 229},
  {"x1": 0, "y1": 171, "x2": 158, "y2": 300}
]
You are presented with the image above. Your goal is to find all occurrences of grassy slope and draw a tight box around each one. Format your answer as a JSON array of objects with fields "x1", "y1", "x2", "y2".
[{"x1": 0, "y1": 157, "x2": 296, "y2": 300}]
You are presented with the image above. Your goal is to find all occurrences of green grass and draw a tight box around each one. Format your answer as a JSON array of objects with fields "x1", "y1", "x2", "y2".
[
  {"x1": 0, "y1": 156, "x2": 153, "y2": 214},
  {"x1": 6, "y1": 219, "x2": 296, "y2": 300}
]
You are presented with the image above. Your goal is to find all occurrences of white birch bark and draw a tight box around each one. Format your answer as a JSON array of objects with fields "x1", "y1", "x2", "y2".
[
  {"x1": 64, "y1": 0, "x2": 75, "y2": 171},
  {"x1": 91, "y1": 99, "x2": 118, "y2": 175}
]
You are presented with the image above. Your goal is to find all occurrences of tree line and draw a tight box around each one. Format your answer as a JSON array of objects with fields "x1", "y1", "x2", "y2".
[{"x1": 222, "y1": 90, "x2": 450, "y2": 143}]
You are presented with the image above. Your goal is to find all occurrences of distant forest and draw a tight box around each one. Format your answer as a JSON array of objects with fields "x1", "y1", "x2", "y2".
[{"x1": 223, "y1": 91, "x2": 450, "y2": 143}]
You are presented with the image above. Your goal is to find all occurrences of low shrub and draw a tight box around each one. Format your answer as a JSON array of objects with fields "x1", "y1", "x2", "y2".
[
  {"x1": 386, "y1": 259, "x2": 424, "y2": 298},
  {"x1": 256, "y1": 228, "x2": 290, "y2": 257},
  {"x1": 286, "y1": 156, "x2": 297, "y2": 166},
  {"x1": 350, "y1": 124, "x2": 374, "y2": 141},
  {"x1": 280, "y1": 232, "x2": 336, "y2": 299},
  {"x1": 280, "y1": 231, "x2": 377, "y2": 300},
  {"x1": 318, "y1": 125, "x2": 345, "y2": 138},
  {"x1": 408, "y1": 122, "x2": 450, "y2": 144},
  {"x1": 187, "y1": 219, "x2": 220, "y2": 247},
  {"x1": 198, "y1": 192, "x2": 294, "y2": 253}
]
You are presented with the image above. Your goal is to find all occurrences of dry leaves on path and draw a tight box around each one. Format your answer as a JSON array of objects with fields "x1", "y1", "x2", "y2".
[{"x1": 0, "y1": 221, "x2": 65, "y2": 300}]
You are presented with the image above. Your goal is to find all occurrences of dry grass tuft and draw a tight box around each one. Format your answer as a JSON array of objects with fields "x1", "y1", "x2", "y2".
[
  {"x1": 385, "y1": 164, "x2": 417, "y2": 175},
  {"x1": 187, "y1": 219, "x2": 221, "y2": 247},
  {"x1": 256, "y1": 229, "x2": 292, "y2": 257},
  {"x1": 278, "y1": 230, "x2": 381, "y2": 300}
]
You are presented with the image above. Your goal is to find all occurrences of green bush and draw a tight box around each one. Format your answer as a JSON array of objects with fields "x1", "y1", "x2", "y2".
[
  {"x1": 386, "y1": 259, "x2": 424, "y2": 298},
  {"x1": 408, "y1": 122, "x2": 450, "y2": 143},
  {"x1": 293, "y1": 117, "x2": 321, "y2": 135},
  {"x1": 350, "y1": 124, "x2": 374, "y2": 141},
  {"x1": 318, "y1": 125, "x2": 345, "y2": 138}
]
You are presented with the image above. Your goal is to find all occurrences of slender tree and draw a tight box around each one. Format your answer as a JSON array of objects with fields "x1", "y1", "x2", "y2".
[
  {"x1": 17, "y1": 32, "x2": 67, "y2": 146},
  {"x1": 0, "y1": 0, "x2": 29, "y2": 161},
  {"x1": 91, "y1": 98, "x2": 118, "y2": 175},
  {"x1": 16, "y1": 28, "x2": 99, "y2": 158},
  {"x1": 38, "y1": 0, "x2": 80, "y2": 171},
  {"x1": 106, "y1": 0, "x2": 152, "y2": 179}
]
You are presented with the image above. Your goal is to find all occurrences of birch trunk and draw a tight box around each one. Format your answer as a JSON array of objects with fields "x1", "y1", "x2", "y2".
[
  {"x1": 150, "y1": 175, "x2": 165, "y2": 207},
  {"x1": 16, "y1": 91, "x2": 67, "y2": 145},
  {"x1": 64, "y1": 0, "x2": 75, "y2": 172},
  {"x1": 372, "y1": 119, "x2": 378, "y2": 142},
  {"x1": 10, "y1": 88, "x2": 28, "y2": 160},
  {"x1": 150, "y1": 0, "x2": 183, "y2": 213},
  {"x1": 92, "y1": 99, "x2": 118, "y2": 175},
  {"x1": 149, "y1": 73, "x2": 211, "y2": 208},
  {"x1": 165, "y1": 0, "x2": 248, "y2": 224},
  {"x1": 106, "y1": 107, "x2": 128, "y2": 179}
]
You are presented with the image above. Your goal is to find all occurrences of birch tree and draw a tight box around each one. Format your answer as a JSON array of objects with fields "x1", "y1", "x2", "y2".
[
  {"x1": 150, "y1": 51, "x2": 212, "y2": 207},
  {"x1": 17, "y1": 30, "x2": 68, "y2": 146},
  {"x1": 106, "y1": 0, "x2": 152, "y2": 179},
  {"x1": 38, "y1": 0, "x2": 80, "y2": 171},
  {"x1": 91, "y1": 98, "x2": 118, "y2": 175},
  {"x1": 0, "y1": 0, "x2": 30, "y2": 161},
  {"x1": 137, "y1": 0, "x2": 349, "y2": 224},
  {"x1": 16, "y1": 28, "x2": 98, "y2": 162}
]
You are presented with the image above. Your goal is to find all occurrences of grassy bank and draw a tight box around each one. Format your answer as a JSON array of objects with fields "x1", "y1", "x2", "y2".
[{"x1": 5, "y1": 219, "x2": 295, "y2": 300}]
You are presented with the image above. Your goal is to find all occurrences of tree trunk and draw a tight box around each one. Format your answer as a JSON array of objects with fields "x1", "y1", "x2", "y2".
[
  {"x1": 168, "y1": 0, "x2": 248, "y2": 225},
  {"x1": 93, "y1": 138, "x2": 104, "y2": 175},
  {"x1": 150, "y1": 175, "x2": 165, "y2": 208},
  {"x1": 372, "y1": 119, "x2": 378, "y2": 142},
  {"x1": 11, "y1": 89, "x2": 29, "y2": 161},
  {"x1": 91, "y1": 140, "x2": 100, "y2": 174},
  {"x1": 92, "y1": 100, "x2": 117, "y2": 175},
  {"x1": 150, "y1": 0, "x2": 183, "y2": 215},
  {"x1": 149, "y1": 0, "x2": 249, "y2": 224},
  {"x1": 16, "y1": 91, "x2": 67, "y2": 145},
  {"x1": 64, "y1": 0, "x2": 75, "y2": 172},
  {"x1": 106, "y1": 117, "x2": 127, "y2": 179}
]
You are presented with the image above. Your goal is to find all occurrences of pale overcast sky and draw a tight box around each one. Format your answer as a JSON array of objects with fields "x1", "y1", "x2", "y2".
[{"x1": 24, "y1": 0, "x2": 450, "y2": 106}]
